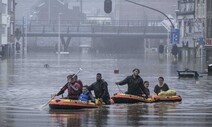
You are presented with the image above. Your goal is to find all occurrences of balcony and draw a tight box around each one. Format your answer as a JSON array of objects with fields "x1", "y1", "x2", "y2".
[{"x1": 176, "y1": 10, "x2": 195, "y2": 16}]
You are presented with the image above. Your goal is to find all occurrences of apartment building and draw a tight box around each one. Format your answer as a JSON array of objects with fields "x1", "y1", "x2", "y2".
[
  {"x1": 205, "y1": 0, "x2": 212, "y2": 62},
  {"x1": 0, "y1": 0, "x2": 15, "y2": 57}
]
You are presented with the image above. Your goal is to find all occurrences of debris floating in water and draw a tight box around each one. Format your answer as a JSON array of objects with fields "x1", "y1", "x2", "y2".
[
  {"x1": 114, "y1": 69, "x2": 119, "y2": 74},
  {"x1": 44, "y1": 64, "x2": 49, "y2": 68}
]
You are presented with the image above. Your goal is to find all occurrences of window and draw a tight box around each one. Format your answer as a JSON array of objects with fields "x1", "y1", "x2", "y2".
[
  {"x1": 207, "y1": 18, "x2": 212, "y2": 38},
  {"x1": 188, "y1": 21, "x2": 192, "y2": 33},
  {"x1": 207, "y1": 0, "x2": 212, "y2": 12},
  {"x1": 0, "y1": 3, "x2": 6, "y2": 13},
  {"x1": 1, "y1": 25, "x2": 6, "y2": 34},
  {"x1": 10, "y1": 0, "x2": 14, "y2": 11},
  {"x1": 10, "y1": 22, "x2": 14, "y2": 35}
]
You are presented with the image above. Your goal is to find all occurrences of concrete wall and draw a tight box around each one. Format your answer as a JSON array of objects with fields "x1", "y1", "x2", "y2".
[{"x1": 0, "y1": 0, "x2": 2, "y2": 45}]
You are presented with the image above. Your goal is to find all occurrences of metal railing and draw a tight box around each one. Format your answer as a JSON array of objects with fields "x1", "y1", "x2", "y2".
[{"x1": 15, "y1": 19, "x2": 167, "y2": 37}]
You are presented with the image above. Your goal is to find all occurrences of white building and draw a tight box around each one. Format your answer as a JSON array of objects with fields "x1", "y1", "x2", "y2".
[
  {"x1": 0, "y1": 0, "x2": 15, "y2": 57},
  {"x1": 176, "y1": 0, "x2": 195, "y2": 48}
]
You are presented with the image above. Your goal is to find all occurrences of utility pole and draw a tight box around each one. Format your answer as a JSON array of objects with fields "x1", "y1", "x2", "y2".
[{"x1": 48, "y1": 0, "x2": 51, "y2": 23}]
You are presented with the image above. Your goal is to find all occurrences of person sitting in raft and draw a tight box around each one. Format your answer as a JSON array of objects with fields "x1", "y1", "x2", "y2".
[
  {"x1": 55, "y1": 74, "x2": 83, "y2": 100},
  {"x1": 88, "y1": 73, "x2": 111, "y2": 105},
  {"x1": 143, "y1": 81, "x2": 150, "y2": 97},
  {"x1": 154, "y1": 77, "x2": 169, "y2": 95},
  {"x1": 79, "y1": 85, "x2": 94, "y2": 102},
  {"x1": 115, "y1": 68, "x2": 148, "y2": 98}
]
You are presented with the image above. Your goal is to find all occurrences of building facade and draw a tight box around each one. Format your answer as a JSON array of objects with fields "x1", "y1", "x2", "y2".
[
  {"x1": 176, "y1": 0, "x2": 195, "y2": 48},
  {"x1": 0, "y1": 0, "x2": 15, "y2": 57},
  {"x1": 205, "y1": 0, "x2": 212, "y2": 63},
  {"x1": 176, "y1": 0, "x2": 212, "y2": 69}
]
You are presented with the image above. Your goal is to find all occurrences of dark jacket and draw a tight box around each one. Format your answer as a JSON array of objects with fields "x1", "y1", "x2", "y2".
[
  {"x1": 88, "y1": 79, "x2": 110, "y2": 104},
  {"x1": 144, "y1": 88, "x2": 150, "y2": 96},
  {"x1": 158, "y1": 44, "x2": 164, "y2": 54},
  {"x1": 171, "y1": 44, "x2": 178, "y2": 56},
  {"x1": 154, "y1": 83, "x2": 169, "y2": 95},
  {"x1": 118, "y1": 75, "x2": 146, "y2": 96}
]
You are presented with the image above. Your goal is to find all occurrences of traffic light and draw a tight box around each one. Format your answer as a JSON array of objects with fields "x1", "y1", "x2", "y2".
[{"x1": 104, "y1": 0, "x2": 112, "y2": 14}]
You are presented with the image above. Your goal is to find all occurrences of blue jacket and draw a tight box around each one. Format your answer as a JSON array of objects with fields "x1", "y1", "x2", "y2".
[{"x1": 79, "y1": 91, "x2": 91, "y2": 101}]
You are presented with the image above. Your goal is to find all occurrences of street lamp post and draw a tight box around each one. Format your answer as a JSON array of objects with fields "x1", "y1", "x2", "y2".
[
  {"x1": 25, "y1": 16, "x2": 28, "y2": 54},
  {"x1": 48, "y1": 0, "x2": 51, "y2": 23},
  {"x1": 125, "y1": 0, "x2": 175, "y2": 29},
  {"x1": 58, "y1": 13, "x2": 62, "y2": 54},
  {"x1": 125, "y1": 0, "x2": 176, "y2": 75}
]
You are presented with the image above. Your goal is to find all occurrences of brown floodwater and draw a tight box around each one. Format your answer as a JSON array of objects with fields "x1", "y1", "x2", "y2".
[{"x1": 0, "y1": 52, "x2": 211, "y2": 127}]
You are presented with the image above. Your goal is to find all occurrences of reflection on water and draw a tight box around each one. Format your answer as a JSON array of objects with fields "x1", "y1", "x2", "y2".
[
  {"x1": 49, "y1": 108, "x2": 110, "y2": 127},
  {"x1": 0, "y1": 52, "x2": 212, "y2": 127}
]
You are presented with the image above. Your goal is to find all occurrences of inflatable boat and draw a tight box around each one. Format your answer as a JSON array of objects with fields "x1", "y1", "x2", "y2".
[
  {"x1": 152, "y1": 95, "x2": 182, "y2": 102},
  {"x1": 111, "y1": 93, "x2": 182, "y2": 104},
  {"x1": 49, "y1": 98, "x2": 100, "y2": 109},
  {"x1": 110, "y1": 93, "x2": 155, "y2": 103}
]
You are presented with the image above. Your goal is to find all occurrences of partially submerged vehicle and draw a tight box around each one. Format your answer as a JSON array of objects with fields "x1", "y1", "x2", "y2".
[{"x1": 177, "y1": 69, "x2": 199, "y2": 79}]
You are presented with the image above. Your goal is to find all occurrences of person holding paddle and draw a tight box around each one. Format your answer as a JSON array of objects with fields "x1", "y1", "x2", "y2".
[
  {"x1": 115, "y1": 68, "x2": 148, "y2": 97},
  {"x1": 55, "y1": 74, "x2": 83, "y2": 100}
]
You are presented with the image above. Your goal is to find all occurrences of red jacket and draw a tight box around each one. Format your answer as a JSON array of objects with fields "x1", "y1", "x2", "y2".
[{"x1": 57, "y1": 81, "x2": 83, "y2": 99}]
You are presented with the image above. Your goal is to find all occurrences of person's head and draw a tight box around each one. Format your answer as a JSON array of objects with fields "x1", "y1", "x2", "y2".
[
  {"x1": 158, "y1": 77, "x2": 164, "y2": 85},
  {"x1": 132, "y1": 68, "x2": 140, "y2": 76},
  {"x1": 67, "y1": 74, "x2": 77, "y2": 83},
  {"x1": 96, "y1": 73, "x2": 102, "y2": 81},
  {"x1": 144, "y1": 81, "x2": 149, "y2": 88},
  {"x1": 82, "y1": 85, "x2": 89, "y2": 93}
]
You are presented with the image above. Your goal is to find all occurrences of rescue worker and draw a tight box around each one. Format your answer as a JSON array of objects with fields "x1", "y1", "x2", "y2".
[
  {"x1": 115, "y1": 68, "x2": 148, "y2": 97},
  {"x1": 88, "y1": 73, "x2": 110, "y2": 105},
  {"x1": 55, "y1": 74, "x2": 83, "y2": 99}
]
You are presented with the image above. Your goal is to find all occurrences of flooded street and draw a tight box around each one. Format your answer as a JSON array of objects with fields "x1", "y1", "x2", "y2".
[{"x1": 0, "y1": 52, "x2": 212, "y2": 127}]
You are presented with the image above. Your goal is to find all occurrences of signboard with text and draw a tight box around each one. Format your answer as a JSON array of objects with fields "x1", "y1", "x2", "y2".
[
  {"x1": 161, "y1": 15, "x2": 177, "y2": 32},
  {"x1": 170, "y1": 28, "x2": 180, "y2": 44}
]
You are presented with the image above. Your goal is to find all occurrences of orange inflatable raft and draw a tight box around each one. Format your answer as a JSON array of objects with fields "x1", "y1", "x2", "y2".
[
  {"x1": 152, "y1": 95, "x2": 182, "y2": 102},
  {"x1": 111, "y1": 93, "x2": 155, "y2": 103},
  {"x1": 111, "y1": 93, "x2": 182, "y2": 104},
  {"x1": 49, "y1": 98, "x2": 100, "y2": 109}
]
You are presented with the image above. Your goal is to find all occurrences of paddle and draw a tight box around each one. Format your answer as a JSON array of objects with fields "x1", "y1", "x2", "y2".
[
  {"x1": 39, "y1": 95, "x2": 55, "y2": 109},
  {"x1": 114, "y1": 70, "x2": 124, "y2": 93},
  {"x1": 72, "y1": 68, "x2": 83, "y2": 78},
  {"x1": 115, "y1": 83, "x2": 124, "y2": 93},
  {"x1": 40, "y1": 68, "x2": 83, "y2": 109}
]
